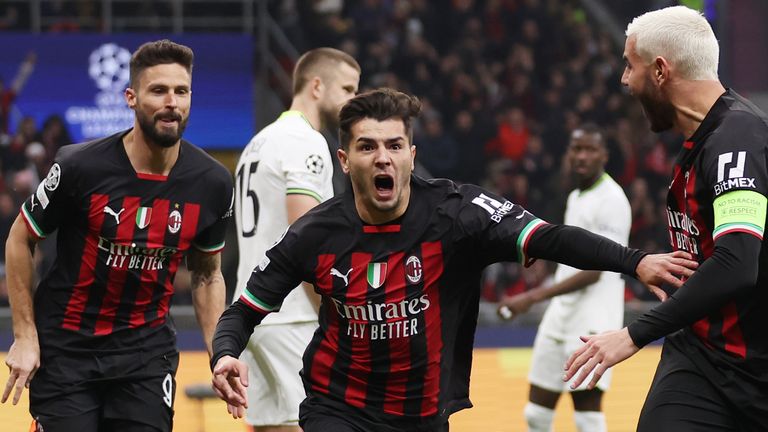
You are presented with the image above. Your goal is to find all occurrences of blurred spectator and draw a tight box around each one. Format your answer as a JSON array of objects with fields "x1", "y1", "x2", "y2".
[
  {"x1": 24, "y1": 141, "x2": 48, "y2": 185},
  {"x1": 416, "y1": 110, "x2": 459, "y2": 179},
  {"x1": 628, "y1": 178, "x2": 658, "y2": 248},
  {"x1": 0, "y1": 52, "x2": 36, "y2": 135},
  {"x1": 485, "y1": 106, "x2": 530, "y2": 161},
  {"x1": 0, "y1": 191, "x2": 14, "y2": 305},
  {"x1": 452, "y1": 110, "x2": 488, "y2": 185},
  {"x1": 36, "y1": 114, "x2": 73, "y2": 161},
  {"x1": 10, "y1": 169, "x2": 36, "y2": 206},
  {"x1": 1, "y1": 115, "x2": 37, "y2": 172}
]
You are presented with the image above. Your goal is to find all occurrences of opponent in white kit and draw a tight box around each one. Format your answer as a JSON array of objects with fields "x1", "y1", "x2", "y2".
[
  {"x1": 500, "y1": 123, "x2": 631, "y2": 432},
  {"x1": 233, "y1": 48, "x2": 360, "y2": 431}
]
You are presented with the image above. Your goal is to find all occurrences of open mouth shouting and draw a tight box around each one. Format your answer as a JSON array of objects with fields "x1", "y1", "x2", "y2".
[{"x1": 373, "y1": 174, "x2": 395, "y2": 200}]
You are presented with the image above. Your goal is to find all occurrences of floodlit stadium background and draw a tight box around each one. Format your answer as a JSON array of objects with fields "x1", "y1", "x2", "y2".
[{"x1": 1, "y1": 1, "x2": 767, "y2": 431}]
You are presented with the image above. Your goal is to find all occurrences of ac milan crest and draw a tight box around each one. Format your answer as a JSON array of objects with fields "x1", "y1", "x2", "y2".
[
  {"x1": 405, "y1": 256, "x2": 423, "y2": 284},
  {"x1": 167, "y1": 209, "x2": 182, "y2": 234}
]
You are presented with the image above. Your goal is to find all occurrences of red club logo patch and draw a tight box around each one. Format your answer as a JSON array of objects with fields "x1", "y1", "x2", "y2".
[
  {"x1": 167, "y1": 209, "x2": 182, "y2": 234},
  {"x1": 406, "y1": 255, "x2": 422, "y2": 284}
]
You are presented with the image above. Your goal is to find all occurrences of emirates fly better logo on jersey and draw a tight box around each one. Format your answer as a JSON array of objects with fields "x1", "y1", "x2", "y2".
[{"x1": 333, "y1": 260, "x2": 431, "y2": 341}]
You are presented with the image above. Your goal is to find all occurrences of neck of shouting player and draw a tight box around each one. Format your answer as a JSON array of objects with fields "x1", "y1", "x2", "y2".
[{"x1": 668, "y1": 79, "x2": 726, "y2": 139}]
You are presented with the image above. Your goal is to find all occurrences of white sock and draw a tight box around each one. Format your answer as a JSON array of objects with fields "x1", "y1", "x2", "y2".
[
  {"x1": 524, "y1": 402, "x2": 555, "y2": 432},
  {"x1": 574, "y1": 410, "x2": 606, "y2": 432}
]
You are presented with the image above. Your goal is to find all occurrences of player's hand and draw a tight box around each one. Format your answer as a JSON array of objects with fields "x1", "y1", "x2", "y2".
[
  {"x1": 2, "y1": 336, "x2": 40, "y2": 405},
  {"x1": 635, "y1": 250, "x2": 698, "y2": 301},
  {"x1": 211, "y1": 355, "x2": 249, "y2": 412},
  {"x1": 563, "y1": 328, "x2": 639, "y2": 390},
  {"x1": 226, "y1": 402, "x2": 246, "y2": 419},
  {"x1": 498, "y1": 292, "x2": 535, "y2": 320}
]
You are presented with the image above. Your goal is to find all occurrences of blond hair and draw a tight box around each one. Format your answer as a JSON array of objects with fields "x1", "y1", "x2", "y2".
[{"x1": 626, "y1": 6, "x2": 719, "y2": 80}]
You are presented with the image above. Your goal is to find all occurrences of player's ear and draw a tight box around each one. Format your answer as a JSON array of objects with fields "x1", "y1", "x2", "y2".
[
  {"x1": 410, "y1": 144, "x2": 416, "y2": 171},
  {"x1": 125, "y1": 87, "x2": 137, "y2": 109},
  {"x1": 653, "y1": 56, "x2": 670, "y2": 86},
  {"x1": 337, "y1": 148, "x2": 350, "y2": 174},
  {"x1": 310, "y1": 76, "x2": 324, "y2": 100}
]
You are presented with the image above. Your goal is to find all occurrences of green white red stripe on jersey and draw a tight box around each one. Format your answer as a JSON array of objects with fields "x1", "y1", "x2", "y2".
[
  {"x1": 193, "y1": 240, "x2": 226, "y2": 254},
  {"x1": 21, "y1": 202, "x2": 47, "y2": 238},
  {"x1": 240, "y1": 290, "x2": 278, "y2": 314},
  {"x1": 713, "y1": 222, "x2": 764, "y2": 241},
  {"x1": 517, "y1": 219, "x2": 547, "y2": 267}
]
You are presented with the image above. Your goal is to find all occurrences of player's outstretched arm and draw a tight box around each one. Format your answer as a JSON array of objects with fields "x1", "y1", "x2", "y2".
[
  {"x1": 562, "y1": 328, "x2": 638, "y2": 390},
  {"x1": 526, "y1": 224, "x2": 698, "y2": 287},
  {"x1": 212, "y1": 355, "x2": 249, "y2": 418},
  {"x1": 188, "y1": 249, "x2": 226, "y2": 359},
  {"x1": 634, "y1": 250, "x2": 698, "y2": 301},
  {"x1": 3, "y1": 215, "x2": 41, "y2": 405}
]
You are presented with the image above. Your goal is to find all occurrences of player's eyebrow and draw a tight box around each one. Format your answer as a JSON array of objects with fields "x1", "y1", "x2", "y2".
[{"x1": 356, "y1": 137, "x2": 404, "y2": 143}]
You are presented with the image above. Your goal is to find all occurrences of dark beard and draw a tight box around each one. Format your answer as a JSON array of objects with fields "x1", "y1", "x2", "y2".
[
  {"x1": 137, "y1": 110, "x2": 187, "y2": 148},
  {"x1": 638, "y1": 81, "x2": 675, "y2": 132}
]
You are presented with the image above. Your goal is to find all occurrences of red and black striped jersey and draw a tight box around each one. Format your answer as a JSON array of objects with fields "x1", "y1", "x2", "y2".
[
  {"x1": 21, "y1": 130, "x2": 233, "y2": 355},
  {"x1": 628, "y1": 89, "x2": 768, "y2": 387},
  {"x1": 236, "y1": 176, "x2": 545, "y2": 425}
]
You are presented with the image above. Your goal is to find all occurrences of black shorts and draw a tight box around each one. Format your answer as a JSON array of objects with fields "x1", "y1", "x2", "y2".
[
  {"x1": 638, "y1": 333, "x2": 766, "y2": 432},
  {"x1": 29, "y1": 349, "x2": 178, "y2": 432},
  {"x1": 299, "y1": 393, "x2": 450, "y2": 432}
]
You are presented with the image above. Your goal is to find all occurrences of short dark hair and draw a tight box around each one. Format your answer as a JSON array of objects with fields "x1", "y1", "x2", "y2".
[
  {"x1": 339, "y1": 88, "x2": 422, "y2": 150},
  {"x1": 129, "y1": 39, "x2": 194, "y2": 88},
  {"x1": 571, "y1": 122, "x2": 605, "y2": 147},
  {"x1": 292, "y1": 48, "x2": 361, "y2": 95}
]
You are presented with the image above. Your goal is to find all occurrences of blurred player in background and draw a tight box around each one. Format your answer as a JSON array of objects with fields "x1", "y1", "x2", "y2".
[
  {"x1": 500, "y1": 124, "x2": 631, "y2": 432},
  {"x1": 0, "y1": 51, "x2": 36, "y2": 135},
  {"x1": 233, "y1": 47, "x2": 360, "y2": 432},
  {"x1": 213, "y1": 88, "x2": 696, "y2": 432},
  {"x1": 3, "y1": 39, "x2": 233, "y2": 432},
  {"x1": 565, "y1": 6, "x2": 768, "y2": 431}
]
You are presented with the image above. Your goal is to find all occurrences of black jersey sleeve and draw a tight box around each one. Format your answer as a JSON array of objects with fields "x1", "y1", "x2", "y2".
[
  {"x1": 454, "y1": 184, "x2": 546, "y2": 266},
  {"x1": 454, "y1": 184, "x2": 646, "y2": 273},
  {"x1": 19, "y1": 146, "x2": 78, "y2": 239},
  {"x1": 526, "y1": 224, "x2": 646, "y2": 276},
  {"x1": 192, "y1": 173, "x2": 234, "y2": 254},
  {"x1": 702, "y1": 111, "x2": 768, "y2": 204},
  {"x1": 628, "y1": 232, "x2": 760, "y2": 347},
  {"x1": 211, "y1": 224, "x2": 309, "y2": 368}
]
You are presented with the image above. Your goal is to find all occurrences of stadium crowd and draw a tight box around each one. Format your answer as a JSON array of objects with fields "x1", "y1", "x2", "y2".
[{"x1": 1, "y1": 0, "x2": 687, "y2": 308}]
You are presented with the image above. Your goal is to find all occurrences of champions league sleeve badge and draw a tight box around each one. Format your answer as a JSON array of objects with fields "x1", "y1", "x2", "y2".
[{"x1": 44, "y1": 163, "x2": 61, "y2": 191}]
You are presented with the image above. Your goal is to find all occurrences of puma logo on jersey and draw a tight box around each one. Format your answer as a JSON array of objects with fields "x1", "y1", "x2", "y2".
[
  {"x1": 29, "y1": 194, "x2": 37, "y2": 212},
  {"x1": 330, "y1": 267, "x2": 352, "y2": 286},
  {"x1": 103, "y1": 205, "x2": 125, "y2": 225}
]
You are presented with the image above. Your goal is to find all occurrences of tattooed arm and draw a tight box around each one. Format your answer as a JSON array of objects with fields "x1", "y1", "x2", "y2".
[{"x1": 187, "y1": 249, "x2": 226, "y2": 358}]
